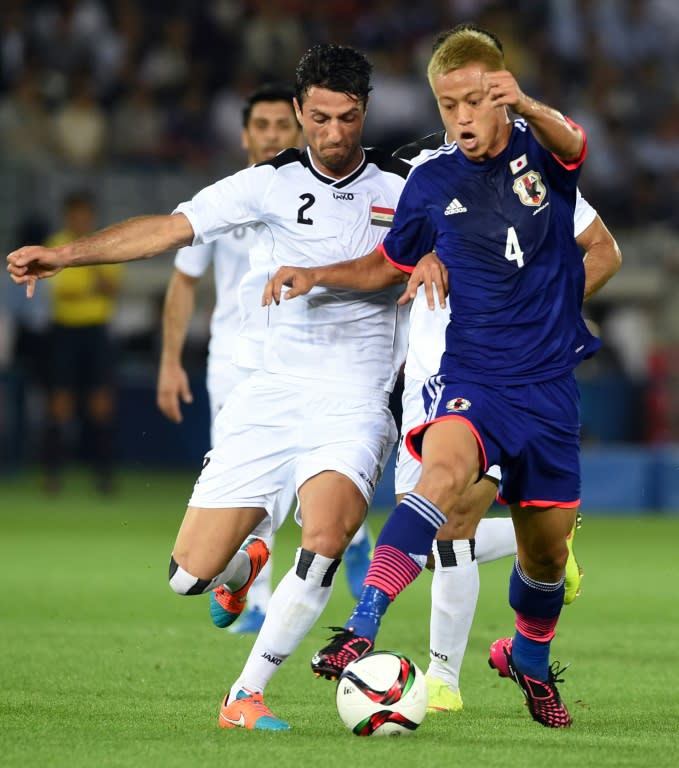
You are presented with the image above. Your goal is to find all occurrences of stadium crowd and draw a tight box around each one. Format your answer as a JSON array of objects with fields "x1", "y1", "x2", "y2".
[{"x1": 2, "y1": 0, "x2": 679, "y2": 449}]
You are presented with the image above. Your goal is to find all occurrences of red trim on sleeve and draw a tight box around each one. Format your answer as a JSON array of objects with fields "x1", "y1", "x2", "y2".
[
  {"x1": 551, "y1": 116, "x2": 587, "y2": 170},
  {"x1": 379, "y1": 242, "x2": 414, "y2": 274}
]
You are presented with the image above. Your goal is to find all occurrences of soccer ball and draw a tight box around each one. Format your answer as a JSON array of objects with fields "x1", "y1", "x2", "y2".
[{"x1": 335, "y1": 651, "x2": 428, "y2": 736}]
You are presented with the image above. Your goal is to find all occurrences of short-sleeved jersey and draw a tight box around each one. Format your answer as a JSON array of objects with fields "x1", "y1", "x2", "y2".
[
  {"x1": 383, "y1": 120, "x2": 600, "y2": 385},
  {"x1": 174, "y1": 147, "x2": 410, "y2": 393},
  {"x1": 175, "y1": 231, "x2": 252, "y2": 367},
  {"x1": 394, "y1": 130, "x2": 598, "y2": 382}
]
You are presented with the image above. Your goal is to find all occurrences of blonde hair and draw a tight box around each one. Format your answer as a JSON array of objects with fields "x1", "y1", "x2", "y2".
[{"x1": 427, "y1": 27, "x2": 505, "y2": 89}]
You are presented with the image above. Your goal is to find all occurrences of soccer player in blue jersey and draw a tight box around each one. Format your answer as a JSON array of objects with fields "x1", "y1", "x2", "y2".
[{"x1": 264, "y1": 25, "x2": 600, "y2": 728}]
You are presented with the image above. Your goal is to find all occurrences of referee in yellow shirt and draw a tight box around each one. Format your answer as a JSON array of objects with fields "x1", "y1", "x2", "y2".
[{"x1": 43, "y1": 190, "x2": 123, "y2": 494}]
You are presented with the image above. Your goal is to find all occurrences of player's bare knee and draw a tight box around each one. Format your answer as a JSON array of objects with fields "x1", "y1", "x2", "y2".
[
  {"x1": 294, "y1": 548, "x2": 341, "y2": 586},
  {"x1": 168, "y1": 555, "x2": 212, "y2": 595},
  {"x1": 417, "y1": 460, "x2": 471, "y2": 510}
]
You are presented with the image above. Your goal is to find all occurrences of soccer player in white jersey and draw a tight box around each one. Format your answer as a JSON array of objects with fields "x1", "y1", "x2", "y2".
[
  {"x1": 155, "y1": 84, "x2": 373, "y2": 633},
  {"x1": 8, "y1": 44, "x2": 414, "y2": 732}
]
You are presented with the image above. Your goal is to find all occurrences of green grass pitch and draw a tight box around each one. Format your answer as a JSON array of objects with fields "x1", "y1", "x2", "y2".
[{"x1": 2, "y1": 469, "x2": 679, "y2": 768}]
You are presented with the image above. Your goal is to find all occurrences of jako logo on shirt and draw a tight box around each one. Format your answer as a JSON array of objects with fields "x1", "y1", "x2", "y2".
[
  {"x1": 446, "y1": 397, "x2": 471, "y2": 412},
  {"x1": 333, "y1": 192, "x2": 354, "y2": 200}
]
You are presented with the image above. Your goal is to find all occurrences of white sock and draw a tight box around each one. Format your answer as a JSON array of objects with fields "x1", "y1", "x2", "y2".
[
  {"x1": 347, "y1": 521, "x2": 369, "y2": 547},
  {"x1": 217, "y1": 549, "x2": 252, "y2": 592},
  {"x1": 474, "y1": 517, "x2": 516, "y2": 564},
  {"x1": 245, "y1": 557, "x2": 273, "y2": 612},
  {"x1": 230, "y1": 548, "x2": 340, "y2": 697},
  {"x1": 427, "y1": 540, "x2": 479, "y2": 691}
]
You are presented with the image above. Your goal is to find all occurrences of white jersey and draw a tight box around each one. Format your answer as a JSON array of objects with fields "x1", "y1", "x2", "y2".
[
  {"x1": 174, "y1": 147, "x2": 410, "y2": 395},
  {"x1": 174, "y1": 232, "x2": 252, "y2": 368},
  {"x1": 394, "y1": 131, "x2": 598, "y2": 383}
]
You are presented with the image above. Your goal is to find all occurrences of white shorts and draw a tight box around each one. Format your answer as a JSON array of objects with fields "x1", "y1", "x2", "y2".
[
  {"x1": 394, "y1": 374, "x2": 501, "y2": 495},
  {"x1": 206, "y1": 359, "x2": 251, "y2": 435},
  {"x1": 189, "y1": 371, "x2": 397, "y2": 533}
]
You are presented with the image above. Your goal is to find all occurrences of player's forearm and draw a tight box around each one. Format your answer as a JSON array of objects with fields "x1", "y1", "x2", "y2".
[
  {"x1": 310, "y1": 249, "x2": 406, "y2": 291},
  {"x1": 58, "y1": 214, "x2": 194, "y2": 267},
  {"x1": 160, "y1": 272, "x2": 197, "y2": 366},
  {"x1": 516, "y1": 98, "x2": 584, "y2": 162}
]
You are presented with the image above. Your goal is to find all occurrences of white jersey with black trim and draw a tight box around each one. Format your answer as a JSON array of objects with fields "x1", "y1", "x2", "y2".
[
  {"x1": 174, "y1": 232, "x2": 253, "y2": 368},
  {"x1": 174, "y1": 147, "x2": 410, "y2": 394},
  {"x1": 394, "y1": 131, "x2": 598, "y2": 383}
]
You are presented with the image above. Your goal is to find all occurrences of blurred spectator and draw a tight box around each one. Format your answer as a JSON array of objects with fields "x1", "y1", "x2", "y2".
[
  {"x1": 109, "y1": 80, "x2": 163, "y2": 167},
  {"x1": 0, "y1": 71, "x2": 53, "y2": 169},
  {"x1": 42, "y1": 190, "x2": 124, "y2": 494},
  {"x1": 241, "y1": 0, "x2": 304, "y2": 81},
  {"x1": 52, "y1": 72, "x2": 107, "y2": 167},
  {"x1": 139, "y1": 14, "x2": 191, "y2": 103}
]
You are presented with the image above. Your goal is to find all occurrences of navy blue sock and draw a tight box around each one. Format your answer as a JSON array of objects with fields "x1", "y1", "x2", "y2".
[{"x1": 509, "y1": 559, "x2": 564, "y2": 680}]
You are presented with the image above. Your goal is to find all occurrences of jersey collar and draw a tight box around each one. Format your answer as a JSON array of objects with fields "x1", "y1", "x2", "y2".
[{"x1": 302, "y1": 147, "x2": 368, "y2": 189}]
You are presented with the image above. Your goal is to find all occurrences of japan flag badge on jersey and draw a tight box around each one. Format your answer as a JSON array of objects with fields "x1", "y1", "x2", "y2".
[{"x1": 509, "y1": 154, "x2": 528, "y2": 174}]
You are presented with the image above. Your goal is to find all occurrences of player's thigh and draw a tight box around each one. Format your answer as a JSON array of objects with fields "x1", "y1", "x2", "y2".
[
  {"x1": 414, "y1": 418, "x2": 481, "y2": 511},
  {"x1": 172, "y1": 505, "x2": 267, "y2": 579},
  {"x1": 299, "y1": 471, "x2": 368, "y2": 558}
]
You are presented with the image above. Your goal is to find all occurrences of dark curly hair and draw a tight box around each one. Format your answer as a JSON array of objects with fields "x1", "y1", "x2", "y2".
[{"x1": 295, "y1": 44, "x2": 372, "y2": 107}]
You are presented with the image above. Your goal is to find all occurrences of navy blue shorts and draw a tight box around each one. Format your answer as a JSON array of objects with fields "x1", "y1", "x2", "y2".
[{"x1": 405, "y1": 374, "x2": 581, "y2": 508}]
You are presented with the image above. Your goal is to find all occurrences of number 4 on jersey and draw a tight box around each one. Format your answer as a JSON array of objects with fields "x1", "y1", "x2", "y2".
[{"x1": 504, "y1": 226, "x2": 524, "y2": 268}]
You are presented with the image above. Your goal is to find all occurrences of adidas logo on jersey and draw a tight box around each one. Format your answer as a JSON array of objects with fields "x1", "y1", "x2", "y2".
[{"x1": 444, "y1": 198, "x2": 467, "y2": 215}]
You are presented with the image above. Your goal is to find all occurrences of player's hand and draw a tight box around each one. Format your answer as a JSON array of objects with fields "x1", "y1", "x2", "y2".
[
  {"x1": 262, "y1": 266, "x2": 317, "y2": 305},
  {"x1": 157, "y1": 363, "x2": 193, "y2": 423},
  {"x1": 482, "y1": 70, "x2": 528, "y2": 112},
  {"x1": 6, "y1": 245, "x2": 65, "y2": 298},
  {"x1": 397, "y1": 251, "x2": 448, "y2": 309}
]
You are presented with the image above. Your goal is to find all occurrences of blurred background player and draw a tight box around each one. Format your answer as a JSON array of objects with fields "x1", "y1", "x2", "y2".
[
  {"x1": 42, "y1": 190, "x2": 123, "y2": 494},
  {"x1": 155, "y1": 82, "x2": 374, "y2": 635}
]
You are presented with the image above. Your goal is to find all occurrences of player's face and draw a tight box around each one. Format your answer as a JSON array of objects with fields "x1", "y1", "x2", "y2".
[
  {"x1": 242, "y1": 100, "x2": 302, "y2": 164},
  {"x1": 295, "y1": 87, "x2": 366, "y2": 178},
  {"x1": 432, "y1": 63, "x2": 510, "y2": 162}
]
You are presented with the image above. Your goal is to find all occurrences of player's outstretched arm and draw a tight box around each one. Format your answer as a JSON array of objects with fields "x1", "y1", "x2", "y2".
[
  {"x1": 483, "y1": 70, "x2": 584, "y2": 163},
  {"x1": 157, "y1": 269, "x2": 198, "y2": 423},
  {"x1": 577, "y1": 214, "x2": 622, "y2": 300},
  {"x1": 7, "y1": 213, "x2": 195, "y2": 297},
  {"x1": 396, "y1": 251, "x2": 448, "y2": 308},
  {"x1": 262, "y1": 248, "x2": 405, "y2": 306}
]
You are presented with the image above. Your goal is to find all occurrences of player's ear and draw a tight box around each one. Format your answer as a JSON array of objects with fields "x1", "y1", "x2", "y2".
[{"x1": 293, "y1": 97, "x2": 303, "y2": 124}]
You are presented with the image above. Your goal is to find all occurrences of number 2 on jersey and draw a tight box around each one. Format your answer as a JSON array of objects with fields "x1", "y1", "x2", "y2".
[
  {"x1": 504, "y1": 226, "x2": 524, "y2": 268},
  {"x1": 297, "y1": 193, "x2": 315, "y2": 225}
]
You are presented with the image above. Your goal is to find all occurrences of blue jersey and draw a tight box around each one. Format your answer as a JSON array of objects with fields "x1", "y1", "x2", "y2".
[{"x1": 381, "y1": 119, "x2": 600, "y2": 385}]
